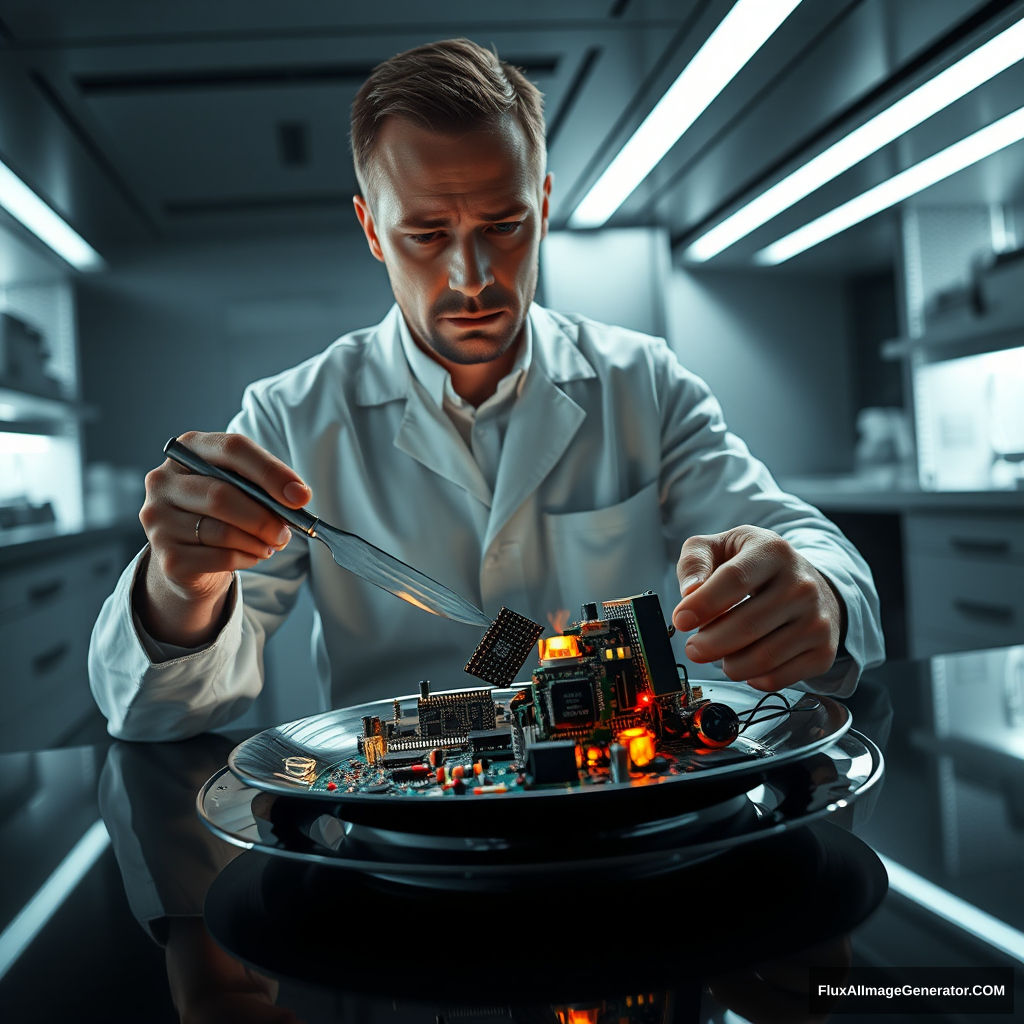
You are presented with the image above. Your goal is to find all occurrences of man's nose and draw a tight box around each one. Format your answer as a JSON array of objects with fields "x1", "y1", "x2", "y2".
[{"x1": 447, "y1": 236, "x2": 494, "y2": 296}]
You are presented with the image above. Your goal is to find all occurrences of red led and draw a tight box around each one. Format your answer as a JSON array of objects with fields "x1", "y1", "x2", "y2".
[{"x1": 326, "y1": 782, "x2": 337, "y2": 791}]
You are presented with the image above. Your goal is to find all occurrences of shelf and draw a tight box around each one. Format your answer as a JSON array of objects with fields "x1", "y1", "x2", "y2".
[
  {"x1": 881, "y1": 310, "x2": 1024, "y2": 362},
  {"x1": 0, "y1": 386, "x2": 97, "y2": 427}
]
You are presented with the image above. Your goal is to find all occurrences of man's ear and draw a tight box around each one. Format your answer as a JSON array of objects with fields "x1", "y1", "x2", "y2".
[
  {"x1": 353, "y1": 195, "x2": 385, "y2": 262},
  {"x1": 540, "y1": 172, "x2": 553, "y2": 241}
]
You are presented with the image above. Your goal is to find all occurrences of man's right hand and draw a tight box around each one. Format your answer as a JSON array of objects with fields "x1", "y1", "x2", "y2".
[{"x1": 135, "y1": 431, "x2": 311, "y2": 648}]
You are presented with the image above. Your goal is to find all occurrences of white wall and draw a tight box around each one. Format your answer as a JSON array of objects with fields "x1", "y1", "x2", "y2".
[
  {"x1": 541, "y1": 228, "x2": 671, "y2": 338},
  {"x1": 667, "y1": 267, "x2": 854, "y2": 478}
]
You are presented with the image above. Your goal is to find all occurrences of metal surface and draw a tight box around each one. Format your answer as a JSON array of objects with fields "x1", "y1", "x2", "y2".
[
  {"x1": 199, "y1": 728, "x2": 883, "y2": 889},
  {"x1": 163, "y1": 436, "x2": 491, "y2": 627},
  {"x1": 224, "y1": 681, "x2": 852, "y2": 835}
]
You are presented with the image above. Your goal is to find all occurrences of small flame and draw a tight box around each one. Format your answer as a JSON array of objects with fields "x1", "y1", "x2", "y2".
[{"x1": 547, "y1": 608, "x2": 571, "y2": 634}]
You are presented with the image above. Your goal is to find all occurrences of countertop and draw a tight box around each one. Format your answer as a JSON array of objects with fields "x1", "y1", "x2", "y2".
[
  {"x1": 1, "y1": 651, "x2": 1021, "y2": 1021},
  {"x1": 0, "y1": 519, "x2": 145, "y2": 568},
  {"x1": 779, "y1": 475, "x2": 1024, "y2": 514}
]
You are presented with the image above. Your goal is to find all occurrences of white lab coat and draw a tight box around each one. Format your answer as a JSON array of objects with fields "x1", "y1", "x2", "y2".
[{"x1": 89, "y1": 304, "x2": 884, "y2": 740}]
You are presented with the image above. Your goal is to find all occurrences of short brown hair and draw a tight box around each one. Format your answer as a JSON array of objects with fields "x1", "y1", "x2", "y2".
[{"x1": 350, "y1": 38, "x2": 546, "y2": 195}]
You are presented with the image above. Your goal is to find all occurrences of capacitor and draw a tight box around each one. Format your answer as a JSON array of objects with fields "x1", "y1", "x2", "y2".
[
  {"x1": 692, "y1": 702, "x2": 740, "y2": 749},
  {"x1": 428, "y1": 748, "x2": 444, "y2": 768},
  {"x1": 419, "y1": 679, "x2": 431, "y2": 698},
  {"x1": 435, "y1": 766, "x2": 445, "y2": 785},
  {"x1": 361, "y1": 715, "x2": 374, "y2": 738},
  {"x1": 452, "y1": 765, "x2": 466, "y2": 780},
  {"x1": 610, "y1": 743, "x2": 630, "y2": 784}
]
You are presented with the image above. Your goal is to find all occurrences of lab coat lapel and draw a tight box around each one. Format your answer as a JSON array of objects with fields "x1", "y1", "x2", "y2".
[
  {"x1": 357, "y1": 305, "x2": 492, "y2": 507},
  {"x1": 394, "y1": 382, "x2": 493, "y2": 507},
  {"x1": 484, "y1": 308, "x2": 594, "y2": 550}
]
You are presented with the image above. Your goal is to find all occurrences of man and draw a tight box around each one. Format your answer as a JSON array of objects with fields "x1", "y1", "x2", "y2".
[{"x1": 90, "y1": 39, "x2": 884, "y2": 741}]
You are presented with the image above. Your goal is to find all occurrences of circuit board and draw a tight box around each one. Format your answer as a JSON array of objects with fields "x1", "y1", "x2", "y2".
[{"x1": 300, "y1": 592, "x2": 788, "y2": 799}]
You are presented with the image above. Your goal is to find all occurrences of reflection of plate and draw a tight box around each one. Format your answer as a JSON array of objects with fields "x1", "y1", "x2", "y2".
[
  {"x1": 226, "y1": 682, "x2": 851, "y2": 835},
  {"x1": 200, "y1": 729, "x2": 882, "y2": 890}
]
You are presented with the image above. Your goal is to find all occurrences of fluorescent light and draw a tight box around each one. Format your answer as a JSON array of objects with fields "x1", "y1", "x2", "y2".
[
  {"x1": 0, "y1": 160, "x2": 104, "y2": 271},
  {"x1": 0, "y1": 820, "x2": 110, "y2": 981},
  {"x1": 879, "y1": 854, "x2": 1024, "y2": 963},
  {"x1": 755, "y1": 105, "x2": 1024, "y2": 264},
  {"x1": 687, "y1": 17, "x2": 1024, "y2": 261},
  {"x1": 568, "y1": 0, "x2": 804, "y2": 229},
  {"x1": 0, "y1": 431, "x2": 53, "y2": 454}
]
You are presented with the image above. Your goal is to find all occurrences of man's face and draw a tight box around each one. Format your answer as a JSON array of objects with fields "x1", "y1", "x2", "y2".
[{"x1": 353, "y1": 115, "x2": 551, "y2": 366}]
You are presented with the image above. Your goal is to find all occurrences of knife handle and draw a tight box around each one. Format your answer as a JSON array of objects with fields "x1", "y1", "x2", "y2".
[{"x1": 163, "y1": 436, "x2": 320, "y2": 536}]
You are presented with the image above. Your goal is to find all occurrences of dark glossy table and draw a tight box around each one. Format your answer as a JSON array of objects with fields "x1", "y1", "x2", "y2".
[{"x1": 1, "y1": 651, "x2": 1022, "y2": 1023}]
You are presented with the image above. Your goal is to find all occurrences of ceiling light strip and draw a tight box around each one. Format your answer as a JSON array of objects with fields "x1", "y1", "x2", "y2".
[
  {"x1": 0, "y1": 160, "x2": 104, "y2": 271},
  {"x1": 568, "y1": 0, "x2": 804, "y2": 229},
  {"x1": 0, "y1": 819, "x2": 110, "y2": 981},
  {"x1": 686, "y1": 17, "x2": 1024, "y2": 261},
  {"x1": 878, "y1": 854, "x2": 1024, "y2": 963},
  {"x1": 754, "y1": 105, "x2": 1024, "y2": 265}
]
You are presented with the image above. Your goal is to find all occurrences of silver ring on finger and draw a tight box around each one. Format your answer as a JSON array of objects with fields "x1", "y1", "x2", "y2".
[{"x1": 195, "y1": 515, "x2": 205, "y2": 545}]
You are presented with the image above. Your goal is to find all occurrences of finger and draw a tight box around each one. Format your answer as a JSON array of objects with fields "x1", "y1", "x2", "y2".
[
  {"x1": 173, "y1": 430, "x2": 311, "y2": 507},
  {"x1": 163, "y1": 474, "x2": 294, "y2": 549},
  {"x1": 674, "y1": 537, "x2": 782, "y2": 630},
  {"x1": 745, "y1": 647, "x2": 838, "y2": 692},
  {"x1": 193, "y1": 514, "x2": 282, "y2": 560},
  {"x1": 717, "y1": 618, "x2": 816, "y2": 681},
  {"x1": 683, "y1": 580, "x2": 797, "y2": 663},
  {"x1": 155, "y1": 542, "x2": 264, "y2": 582},
  {"x1": 675, "y1": 532, "x2": 723, "y2": 596}
]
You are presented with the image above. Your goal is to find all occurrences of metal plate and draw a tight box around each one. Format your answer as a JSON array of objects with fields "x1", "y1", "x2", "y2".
[
  {"x1": 200, "y1": 728, "x2": 882, "y2": 889},
  {"x1": 226, "y1": 682, "x2": 851, "y2": 835}
]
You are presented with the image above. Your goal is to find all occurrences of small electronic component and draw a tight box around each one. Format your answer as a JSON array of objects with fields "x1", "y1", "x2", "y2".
[
  {"x1": 526, "y1": 740, "x2": 579, "y2": 785},
  {"x1": 464, "y1": 606, "x2": 544, "y2": 687}
]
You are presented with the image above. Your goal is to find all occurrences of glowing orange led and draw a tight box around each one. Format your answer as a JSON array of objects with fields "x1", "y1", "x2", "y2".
[
  {"x1": 586, "y1": 745, "x2": 603, "y2": 762},
  {"x1": 619, "y1": 726, "x2": 655, "y2": 767},
  {"x1": 538, "y1": 634, "x2": 582, "y2": 661}
]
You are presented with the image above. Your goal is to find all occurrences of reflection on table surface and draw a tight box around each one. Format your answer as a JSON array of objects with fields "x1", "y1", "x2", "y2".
[{"x1": 0, "y1": 650, "x2": 1022, "y2": 1022}]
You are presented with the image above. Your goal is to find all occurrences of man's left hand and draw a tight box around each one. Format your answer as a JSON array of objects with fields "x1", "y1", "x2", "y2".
[{"x1": 672, "y1": 525, "x2": 845, "y2": 691}]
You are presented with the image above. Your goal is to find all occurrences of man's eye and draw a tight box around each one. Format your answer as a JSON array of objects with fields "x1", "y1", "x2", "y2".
[
  {"x1": 409, "y1": 232, "x2": 440, "y2": 244},
  {"x1": 492, "y1": 222, "x2": 521, "y2": 234}
]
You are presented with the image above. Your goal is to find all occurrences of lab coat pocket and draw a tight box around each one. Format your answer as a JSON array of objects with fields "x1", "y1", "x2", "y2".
[{"x1": 543, "y1": 481, "x2": 667, "y2": 613}]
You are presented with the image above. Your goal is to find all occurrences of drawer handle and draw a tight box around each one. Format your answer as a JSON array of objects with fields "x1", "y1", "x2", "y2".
[
  {"x1": 32, "y1": 641, "x2": 71, "y2": 676},
  {"x1": 27, "y1": 579, "x2": 65, "y2": 603},
  {"x1": 950, "y1": 537, "x2": 1011, "y2": 555},
  {"x1": 952, "y1": 599, "x2": 1014, "y2": 624}
]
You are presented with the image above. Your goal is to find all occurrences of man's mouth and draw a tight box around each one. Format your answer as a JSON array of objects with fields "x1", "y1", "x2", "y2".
[{"x1": 442, "y1": 310, "x2": 505, "y2": 328}]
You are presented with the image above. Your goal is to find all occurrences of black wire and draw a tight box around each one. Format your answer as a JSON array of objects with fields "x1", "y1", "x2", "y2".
[
  {"x1": 675, "y1": 662, "x2": 689, "y2": 687},
  {"x1": 736, "y1": 691, "x2": 792, "y2": 730}
]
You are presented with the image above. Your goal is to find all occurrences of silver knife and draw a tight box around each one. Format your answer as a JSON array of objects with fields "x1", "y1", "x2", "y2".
[{"x1": 163, "y1": 437, "x2": 491, "y2": 628}]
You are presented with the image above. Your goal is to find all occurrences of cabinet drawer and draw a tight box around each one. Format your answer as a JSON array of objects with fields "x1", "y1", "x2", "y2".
[
  {"x1": 907, "y1": 553, "x2": 1024, "y2": 651},
  {"x1": 0, "y1": 543, "x2": 121, "y2": 619},
  {"x1": 905, "y1": 512, "x2": 1024, "y2": 561},
  {"x1": 0, "y1": 669, "x2": 95, "y2": 753},
  {"x1": 0, "y1": 595, "x2": 92, "y2": 721}
]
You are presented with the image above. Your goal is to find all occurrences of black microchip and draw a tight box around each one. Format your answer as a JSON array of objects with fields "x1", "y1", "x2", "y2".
[
  {"x1": 464, "y1": 606, "x2": 544, "y2": 688},
  {"x1": 526, "y1": 740, "x2": 579, "y2": 785},
  {"x1": 468, "y1": 727, "x2": 513, "y2": 752},
  {"x1": 381, "y1": 750, "x2": 425, "y2": 768},
  {"x1": 547, "y1": 678, "x2": 597, "y2": 728}
]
